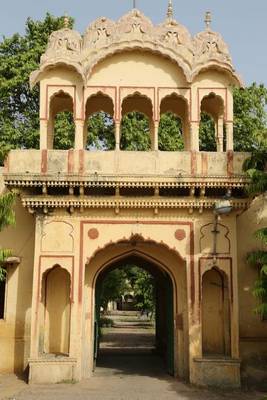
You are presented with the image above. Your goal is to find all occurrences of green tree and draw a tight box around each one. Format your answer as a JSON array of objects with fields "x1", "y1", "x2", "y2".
[
  {"x1": 86, "y1": 112, "x2": 115, "y2": 150},
  {"x1": 120, "y1": 112, "x2": 151, "y2": 151},
  {"x1": 233, "y1": 84, "x2": 267, "y2": 152},
  {"x1": 158, "y1": 113, "x2": 184, "y2": 151},
  {"x1": 244, "y1": 132, "x2": 267, "y2": 317},
  {"x1": 0, "y1": 14, "x2": 74, "y2": 164},
  {"x1": 0, "y1": 192, "x2": 16, "y2": 281},
  {"x1": 100, "y1": 269, "x2": 129, "y2": 311}
]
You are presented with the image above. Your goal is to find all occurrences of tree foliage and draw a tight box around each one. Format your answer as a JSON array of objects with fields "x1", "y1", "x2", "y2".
[
  {"x1": 100, "y1": 265, "x2": 155, "y2": 315},
  {"x1": 0, "y1": 192, "x2": 16, "y2": 281},
  {"x1": 244, "y1": 128, "x2": 267, "y2": 318},
  {"x1": 0, "y1": 14, "x2": 74, "y2": 163},
  {"x1": 158, "y1": 113, "x2": 184, "y2": 151}
]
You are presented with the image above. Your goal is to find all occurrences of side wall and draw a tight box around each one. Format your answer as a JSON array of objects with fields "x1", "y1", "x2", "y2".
[
  {"x1": 0, "y1": 170, "x2": 35, "y2": 373},
  {"x1": 237, "y1": 195, "x2": 267, "y2": 384}
]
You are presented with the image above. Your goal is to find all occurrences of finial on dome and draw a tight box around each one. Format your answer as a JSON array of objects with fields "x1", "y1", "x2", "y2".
[
  {"x1": 63, "y1": 12, "x2": 70, "y2": 28},
  {"x1": 205, "y1": 11, "x2": 212, "y2": 30},
  {"x1": 167, "y1": 0, "x2": 174, "y2": 19},
  {"x1": 133, "y1": 0, "x2": 137, "y2": 8}
]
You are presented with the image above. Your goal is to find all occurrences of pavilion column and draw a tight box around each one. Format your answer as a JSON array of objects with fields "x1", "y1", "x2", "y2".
[
  {"x1": 75, "y1": 120, "x2": 85, "y2": 150},
  {"x1": 152, "y1": 120, "x2": 159, "y2": 151},
  {"x1": 40, "y1": 120, "x2": 49, "y2": 149},
  {"x1": 115, "y1": 121, "x2": 120, "y2": 150},
  {"x1": 190, "y1": 121, "x2": 199, "y2": 151},
  {"x1": 225, "y1": 121, "x2": 234, "y2": 151},
  {"x1": 217, "y1": 116, "x2": 224, "y2": 152}
]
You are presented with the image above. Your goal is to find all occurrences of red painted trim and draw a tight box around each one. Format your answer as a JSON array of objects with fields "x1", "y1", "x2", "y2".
[
  {"x1": 85, "y1": 86, "x2": 117, "y2": 120},
  {"x1": 45, "y1": 85, "x2": 76, "y2": 120},
  {"x1": 79, "y1": 220, "x2": 195, "y2": 306},
  {"x1": 157, "y1": 87, "x2": 191, "y2": 122},
  {"x1": 119, "y1": 86, "x2": 156, "y2": 120},
  {"x1": 41, "y1": 150, "x2": 48, "y2": 174},
  {"x1": 197, "y1": 88, "x2": 228, "y2": 122}
]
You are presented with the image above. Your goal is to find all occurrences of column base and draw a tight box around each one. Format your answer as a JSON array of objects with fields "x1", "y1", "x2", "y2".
[
  {"x1": 29, "y1": 356, "x2": 77, "y2": 384},
  {"x1": 192, "y1": 357, "x2": 241, "y2": 388}
]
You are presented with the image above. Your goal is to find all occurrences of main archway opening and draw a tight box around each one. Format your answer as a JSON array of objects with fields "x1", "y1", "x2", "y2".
[{"x1": 93, "y1": 254, "x2": 176, "y2": 377}]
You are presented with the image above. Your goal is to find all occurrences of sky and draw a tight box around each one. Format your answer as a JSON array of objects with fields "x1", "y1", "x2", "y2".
[{"x1": 0, "y1": 0, "x2": 266, "y2": 86}]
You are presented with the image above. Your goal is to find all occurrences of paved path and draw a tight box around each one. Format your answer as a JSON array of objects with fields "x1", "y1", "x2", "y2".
[{"x1": 1, "y1": 314, "x2": 266, "y2": 400}]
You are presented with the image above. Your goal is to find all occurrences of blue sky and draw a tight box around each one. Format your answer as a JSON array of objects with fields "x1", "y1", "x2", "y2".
[{"x1": 0, "y1": 0, "x2": 266, "y2": 86}]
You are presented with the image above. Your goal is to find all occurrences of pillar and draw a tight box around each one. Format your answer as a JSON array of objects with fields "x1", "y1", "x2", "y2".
[
  {"x1": 226, "y1": 122, "x2": 234, "y2": 151},
  {"x1": 75, "y1": 120, "x2": 85, "y2": 150},
  {"x1": 190, "y1": 121, "x2": 199, "y2": 151},
  {"x1": 217, "y1": 116, "x2": 224, "y2": 152},
  {"x1": 115, "y1": 121, "x2": 120, "y2": 150},
  {"x1": 40, "y1": 120, "x2": 49, "y2": 149},
  {"x1": 152, "y1": 120, "x2": 159, "y2": 151}
]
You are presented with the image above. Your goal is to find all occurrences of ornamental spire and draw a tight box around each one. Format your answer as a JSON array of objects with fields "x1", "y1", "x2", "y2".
[
  {"x1": 204, "y1": 11, "x2": 212, "y2": 30},
  {"x1": 63, "y1": 12, "x2": 70, "y2": 29},
  {"x1": 167, "y1": 0, "x2": 174, "y2": 20}
]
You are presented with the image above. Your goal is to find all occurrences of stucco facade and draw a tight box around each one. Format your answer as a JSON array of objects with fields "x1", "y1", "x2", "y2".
[{"x1": 0, "y1": 8, "x2": 266, "y2": 388}]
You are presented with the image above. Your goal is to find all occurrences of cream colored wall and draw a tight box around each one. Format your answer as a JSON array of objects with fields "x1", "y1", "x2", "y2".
[
  {"x1": 0, "y1": 171, "x2": 35, "y2": 373},
  {"x1": 237, "y1": 195, "x2": 267, "y2": 361},
  {"x1": 89, "y1": 51, "x2": 187, "y2": 88}
]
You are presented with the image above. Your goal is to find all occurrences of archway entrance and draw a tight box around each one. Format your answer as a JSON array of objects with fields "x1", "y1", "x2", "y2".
[
  {"x1": 83, "y1": 239, "x2": 189, "y2": 380},
  {"x1": 94, "y1": 256, "x2": 174, "y2": 375}
]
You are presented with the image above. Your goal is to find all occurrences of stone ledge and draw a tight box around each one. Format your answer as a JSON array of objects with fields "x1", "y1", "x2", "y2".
[
  {"x1": 192, "y1": 357, "x2": 241, "y2": 388},
  {"x1": 29, "y1": 357, "x2": 77, "y2": 384}
]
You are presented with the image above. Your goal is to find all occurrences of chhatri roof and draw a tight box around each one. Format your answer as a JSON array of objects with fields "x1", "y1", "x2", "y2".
[{"x1": 30, "y1": 9, "x2": 241, "y2": 87}]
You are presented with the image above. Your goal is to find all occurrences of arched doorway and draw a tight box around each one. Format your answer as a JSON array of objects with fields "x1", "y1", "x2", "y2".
[
  {"x1": 94, "y1": 256, "x2": 174, "y2": 375},
  {"x1": 83, "y1": 239, "x2": 189, "y2": 380}
]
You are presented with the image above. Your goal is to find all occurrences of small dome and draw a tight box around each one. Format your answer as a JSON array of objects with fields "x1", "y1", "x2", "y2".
[
  {"x1": 193, "y1": 29, "x2": 232, "y2": 67},
  {"x1": 155, "y1": 18, "x2": 192, "y2": 49},
  {"x1": 41, "y1": 27, "x2": 82, "y2": 63},
  {"x1": 83, "y1": 17, "x2": 116, "y2": 48}
]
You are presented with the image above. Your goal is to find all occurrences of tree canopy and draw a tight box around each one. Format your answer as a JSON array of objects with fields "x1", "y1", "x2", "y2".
[
  {"x1": 0, "y1": 192, "x2": 16, "y2": 281},
  {"x1": 0, "y1": 14, "x2": 266, "y2": 163}
]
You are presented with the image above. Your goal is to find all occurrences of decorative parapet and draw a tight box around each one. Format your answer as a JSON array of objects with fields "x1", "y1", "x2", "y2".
[{"x1": 30, "y1": 9, "x2": 241, "y2": 87}]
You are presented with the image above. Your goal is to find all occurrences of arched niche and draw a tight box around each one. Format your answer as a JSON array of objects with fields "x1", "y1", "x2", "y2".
[
  {"x1": 202, "y1": 268, "x2": 231, "y2": 357},
  {"x1": 120, "y1": 93, "x2": 153, "y2": 150},
  {"x1": 48, "y1": 91, "x2": 75, "y2": 150},
  {"x1": 159, "y1": 94, "x2": 189, "y2": 151},
  {"x1": 85, "y1": 92, "x2": 115, "y2": 150},
  {"x1": 200, "y1": 93, "x2": 225, "y2": 152},
  {"x1": 43, "y1": 265, "x2": 71, "y2": 355}
]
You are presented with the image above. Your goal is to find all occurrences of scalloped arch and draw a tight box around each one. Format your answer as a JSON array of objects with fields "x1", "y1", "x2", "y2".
[
  {"x1": 191, "y1": 62, "x2": 243, "y2": 87},
  {"x1": 84, "y1": 41, "x2": 192, "y2": 83},
  {"x1": 86, "y1": 233, "x2": 186, "y2": 267},
  {"x1": 30, "y1": 60, "x2": 85, "y2": 88}
]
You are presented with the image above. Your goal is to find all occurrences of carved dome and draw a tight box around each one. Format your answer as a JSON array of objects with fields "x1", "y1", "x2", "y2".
[{"x1": 30, "y1": 9, "x2": 241, "y2": 87}]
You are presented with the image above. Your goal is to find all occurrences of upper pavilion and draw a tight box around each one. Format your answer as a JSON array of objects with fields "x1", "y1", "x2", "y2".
[{"x1": 3, "y1": 6, "x2": 249, "y2": 214}]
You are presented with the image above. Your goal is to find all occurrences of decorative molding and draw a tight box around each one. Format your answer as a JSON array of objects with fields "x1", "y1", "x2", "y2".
[
  {"x1": 30, "y1": 9, "x2": 241, "y2": 87},
  {"x1": 20, "y1": 195, "x2": 249, "y2": 211}
]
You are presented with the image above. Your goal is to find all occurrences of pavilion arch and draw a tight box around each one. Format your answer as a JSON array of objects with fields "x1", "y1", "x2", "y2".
[
  {"x1": 84, "y1": 42, "x2": 191, "y2": 84},
  {"x1": 200, "y1": 93, "x2": 225, "y2": 152},
  {"x1": 41, "y1": 265, "x2": 71, "y2": 356},
  {"x1": 84, "y1": 92, "x2": 115, "y2": 150},
  {"x1": 48, "y1": 90, "x2": 75, "y2": 149},
  {"x1": 120, "y1": 93, "x2": 154, "y2": 150},
  {"x1": 159, "y1": 94, "x2": 190, "y2": 151},
  {"x1": 201, "y1": 267, "x2": 231, "y2": 357},
  {"x1": 82, "y1": 238, "x2": 189, "y2": 380}
]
